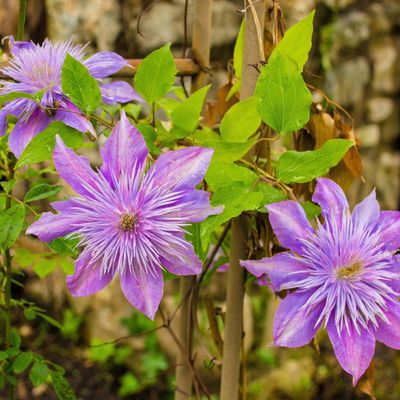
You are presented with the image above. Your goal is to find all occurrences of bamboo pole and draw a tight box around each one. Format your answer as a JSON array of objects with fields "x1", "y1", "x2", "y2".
[
  {"x1": 174, "y1": 1, "x2": 213, "y2": 399},
  {"x1": 0, "y1": 58, "x2": 200, "y2": 79},
  {"x1": 219, "y1": 2, "x2": 266, "y2": 400}
]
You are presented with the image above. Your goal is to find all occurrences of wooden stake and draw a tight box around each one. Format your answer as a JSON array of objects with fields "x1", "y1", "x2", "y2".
[
  {"x1": 220, "y1": 2, "x2": 266, "y2": 400},
  {"x1": 175, "y1": 1, "x2": 213, "y2": 399}
]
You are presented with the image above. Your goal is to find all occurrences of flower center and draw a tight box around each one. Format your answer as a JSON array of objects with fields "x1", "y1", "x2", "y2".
[
  {"x1": 336, "y1": 262, "x2": 362, "y2": 279},
  {"x1": 120, "y1": 213, "x2": 137, "y2": 231}
]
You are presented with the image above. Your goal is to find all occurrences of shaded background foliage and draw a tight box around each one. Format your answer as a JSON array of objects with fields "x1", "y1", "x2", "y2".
[{"x1": 0, "y1": 0, "x2": 400, "y2": 399}]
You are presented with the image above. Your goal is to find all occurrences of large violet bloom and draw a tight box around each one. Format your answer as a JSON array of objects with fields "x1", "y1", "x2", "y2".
[
  {"x1": 241, "y1": 178, "x2": 400, "y2": 384},
  {"x1": 27, "y1": 112, "x2": 221, "y2": 319},
  {"x1": 0, "y1": 37, "x2": 142, "y2": 156}
]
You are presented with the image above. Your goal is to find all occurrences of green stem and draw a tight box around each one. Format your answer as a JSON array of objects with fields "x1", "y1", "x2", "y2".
[
  {"x1": 3, "y1": 164, "x2": 15, "y2": 400},
  {"x1": 16, "y1": 0, "x2": 27, "y2": 41}
]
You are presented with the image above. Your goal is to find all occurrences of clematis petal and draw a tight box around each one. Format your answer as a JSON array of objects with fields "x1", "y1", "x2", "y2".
[
  {"x1": 26, "y1": 211, "x2": 80, "y2": 242},
  {"x1": 167, "y1": 189, "x2": 223, "y2": 223},
  {"x1": 9, "y1": 106, "x2": 51, "y2": 157},
  {"x1": 267, "y1": 201, "x2": 314, "y2": 255},
  {"x1": 84, "y1": 52, "x2": 128, "y2": 78},
  {"x1": 327, "y1": 317, "x2": 375, "y2": 385},
  {"x1": 148, "y1": 147, "x2": 214, "y2": 190},
  {"x1": 374, "y1": 300, "x2": 400, "y2": 349},
  {"x1": 100, "y1": 111, "x2": 148, "y2": 184},
  {"x1": 8, "y1": 35, "x2": 35, "y2": 55},
  {"x1": 312, "y1": 178, "x2": 349, "y2": 225},
  {"x1": 120, "y1": 268, "x2": 163, "y2": 320},
  {"x1": 241, "y1": 252, "x2": 309, "y2": 292},
  {"x1": 100, "y1": 81, "x2": 143, "y2": 104},
  {"x1": 67, "y1": 250, "x2": 115, "y2": 296},
  {"x1": 352, "y1": 189, "x2": 380, "y2": 229},
  {"x1": 378, "y1": 211, "x2": 400, "y2": 251},
  {"x1": 0, "y1": 112, "x2": 7, "y2": 136},
  {"x1": 54, "y1": 100, "x2": 96, "y2": 138},
  {"x1": 273, "y1": 290, "x2": 323, "y2": 347},
  {"x1": 160, "y1": 237, "x2": 202, "y2": 276},
  {"x1": 53, "y1": 135, "x2": 100, "y2": 198}
]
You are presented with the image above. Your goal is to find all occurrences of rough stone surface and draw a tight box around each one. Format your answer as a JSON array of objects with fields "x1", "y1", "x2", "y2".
[
  {"x1": 370, "y1": 37, "x2": 399, "y2": 94},
  {"x1": 367, "y1": 97, "x2": 394, "y2": 123},
  {"x1": 333, "y1": 11, "x2": 370, "y2": 50},
  {"x1": 46, "y1": 0, "x2": 121, "y2": 51},
  {"x1": 326, "y1": 57, "x2": 370, "y2": 106},
  {"x1": 356, "y1": 124, "x2": 381, "y2": 148}
]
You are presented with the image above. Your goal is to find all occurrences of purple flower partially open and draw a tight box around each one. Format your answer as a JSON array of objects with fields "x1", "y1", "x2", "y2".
[
  {"x1": 0, "y1": 37, "x2": 142, "y2": 156},
  {"x1": 241, "y1": 178, "x2": 400, "y2": 385},
  {"x1": 27, "y1": 111, "x2": 222, "y2": 319}
]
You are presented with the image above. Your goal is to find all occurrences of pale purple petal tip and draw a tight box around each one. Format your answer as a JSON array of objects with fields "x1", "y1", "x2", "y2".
[
  {"x1": 241, "y1": 252, "x2": 309, "y2": 292},
  {"x1": 84, "y1": 52, "x2": 128, "y2": 78},
  {"x1": 100, "y1": 81, "x2": 143, "y2": 105},
  {"x1": 100, "y1": 110, "x2": 148, "y2": 183},
  {"x1": 273, "y1": 290, "x2": 323, "y2": 347},
  {"x1": 267, "y1": 201, "x2": 314, "y2": 254},
  {"x1": 312, "y1": 177, "x2": 349, "y2": 224},
  {"x1": 149, "y1": 146, "x2": 214, "y2": 190},
  {"x1": 26, "y1": 211, "x2": 78, "y2": 242},
  {"x1": 374, "y1": 300, "x2": 400, "y2": 350},
  {"x1": 327, "y1": 318, "x2": 375, "y2": 385},
  {"x1": 378, "y1": 211, "x2": 400, "y2": 251},
  {"x1": 120, "y1": 269, "x2": 164, "y2": 320},
  {"x1": 54, "y1": 100, "x2": 96, "y2": 138},
  {"x1": 53, "y1": 135, "x2": 99, "y2": 197},
  {"x1": 67, "y1": 250, "x2": 115, "y2": 296},
  {"x1": 9, "y1": 107, "x2": 51, "y2": 157},
  {"x1": 352, "y1": 189, "x2": 380, "y2": 229}
]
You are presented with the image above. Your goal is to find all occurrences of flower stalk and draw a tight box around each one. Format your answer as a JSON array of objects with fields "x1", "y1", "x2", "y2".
[{"x1": 16, "y1": 0, "x2": 27, "y2": 41}]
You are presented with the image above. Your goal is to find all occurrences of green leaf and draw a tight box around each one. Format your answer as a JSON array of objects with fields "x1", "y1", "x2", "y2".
[
  {"x1": 205, "y1": 161, "x2": 258, "y2": 191},
  {"x1": 6, "y1": 347, "x2": 19, "y2": 357},
  {"x1": 24, "y1": 308, "x2": 37, "y2": 321},
  {"x1": 277, "y1": 139, "x2": 353, "y2": 183},
  {"x1": 0, "y1": 351, "x2": 9, "y2": 361},
  {"x1": 227, "y1": 19, "x2": 245, "y2": 99},
  {"x1": 37, "y1": 313, "x2": 62, "y2": 330},
  {"x1": 10, "y1": 330, "x2": 21, "y2": 349},
  {"x1": 33, "y1": 259, "x2": 57, "y2": 279},
  {"x1": 194, "y1": 129, "x2": 257, "y2": 162},
  {"x1": 270, "y1": 10, "x2": 315, "y2": 70},
  {"x1": 134, "y1": 43, "x2": 177, "y2": 104},
  {"x1": 16, "y1": 122, "x2": 83, "y2": 168},
  {"x1": 302, "y1": 201, "x2": 321, "y2": 220},
  {"x1": 118, "y1": 372, "x2": 141, "y2": 396},
  {"x1": 185, "y1": 224, "x2": 208, "y2": 261},
  {"x1": 61, "y1": 54, "x2": 101, "y2": 114},
  {"x1": 136, "y1": 124, "x2": 160, "y2": 155},
  {"x1": 0, "y1": 204, "x2": 25, "y2": 250},
  {"x1": 89, "y1": 339, "x2": 115, "y2": 364},
  {"x1": 50, "y1": 371, "x2": 76, "y2": 400},
  {"x1": 220, "y1": 96, "x2": 261, "y2": 141},
  {"x1": 48, "y1": 237, "x2": 79, "y2": 257},
  {"x1": 25, "y1": 184, "x2": 63, "y2": 203},
  {"x1": 171, "y1": 85, "x2": 210, "y2": 138},
  {"x1": 29, "y1": 361, "x2": 49, "y2": 388},
  {"x1": 233, "y1": 19, "x2": 245, "y2": 79},
  {"x1": 1, "y1": 179, "x2": 17, "y2": 194},
  {"x1": 255, "y1": 53, "x2": 312, "y2": 134},
  {"x1": 256, "y1": 181, "x2": 287, "y2": 205},
  {"x1": 200, "y1": 183, "x2": 264, "y2": 247},
  {"x1": 13, "y1": 352, "x2": 33, "y2": 374}
]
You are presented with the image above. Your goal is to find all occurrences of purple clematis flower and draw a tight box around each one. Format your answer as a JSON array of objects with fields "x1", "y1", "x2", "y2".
[
  {"x1": 0, "y1": 37, "x2": 142, "y2": 157},
  {"x1": 27, "y1": 111, "x2": 221, "y2": 319},
  {"x1": 241, "y1": 178, "x2": 400, "y2": 385}
]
